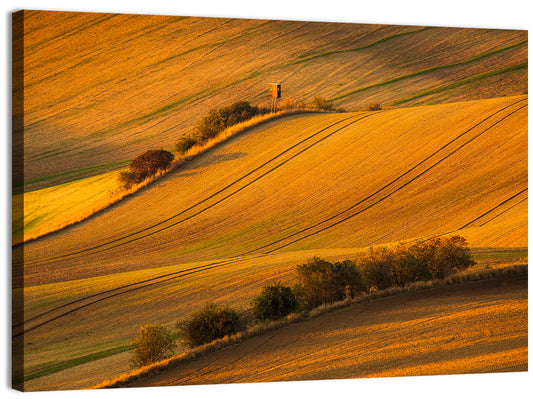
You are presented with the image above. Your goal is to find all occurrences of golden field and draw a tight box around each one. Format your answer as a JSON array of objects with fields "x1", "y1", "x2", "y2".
[
  {"x1": 19, "y1": 96, "x2": 527, "y2": 284},
  {"x1": 14, "y1": 10, "x2": 528, "y2": 392},
  {"x1": 123, "y1": 272, "x2": 527, "y2": 387},
  {"x1": 16, "y1": 110, "x2": 306, "y2": 244},
  {"x1": 17, "y1": 95, "x2": 527, "y2": 391}
]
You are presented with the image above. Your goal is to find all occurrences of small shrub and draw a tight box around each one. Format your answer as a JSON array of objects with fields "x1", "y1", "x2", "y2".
[
  {"x1": 364, "y1": 103, "x2": 382, "y2": 111},
  {"x1": 129, "y1": 149, "x2": 174, "y2": 180},
  {"x1": 253, "y1": 281, "x2": 298, "y2": 321},
  {"x1": 175, "y1": 135, "x2": 198, "y2": 154},
  {"x1": 196, "y1": 101, "x2": 265, "y2": 141},
  {"x1": 277, "y1": 97, "x2": 296, "y2": 110},
  {"x1": 432, "y1": 236, "x2": 476, "y2": 276},
  {"x1": 177, "y1": 303, "x2": 243, "y2": 347},
  {"x1": 296, "y1": 100, "x2": 309, "y2": 109},
  {"x1": 295, "y1": 257, "x2": 366, "y2": 310},
  {"x1": 333, "y1": 259, "x2": 367, "y2": 297},
  {"x1": 311, "y1": 96, "x2": 334, "y2": 111},
  {"x1": 358, "y1": 248, "x2": 396, "y2": 290},
  {"x1": 117, "y1": 169, "x2": 143, "y2": 190},
  {"x1": 131, "y1": 324, "x2": 177, "y2": 368}
]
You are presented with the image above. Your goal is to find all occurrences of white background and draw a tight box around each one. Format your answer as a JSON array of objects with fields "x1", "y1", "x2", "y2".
[{"x1": 1, "y1": 0, "x2": 530, "y2": 398}]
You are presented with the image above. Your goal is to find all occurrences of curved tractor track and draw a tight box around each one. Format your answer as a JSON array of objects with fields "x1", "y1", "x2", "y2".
[
  {"x1": 17, "y1": 98, "x2": 527, "y2": 339},
  {"x1": 17, "y1": 113, "x2": 378, "y2": 336},
  {"x1": 22, "y1": 112, "x2": 379, "y2": 267},
  {"x1": 458, "y1": 188, "x2": 528, "y2": 230},
  {"x1": 13, "y1": 258, "x2": 243, "y2": 337},
  {"x1": 239, "y1": 98, "x2": 527, "y2": 255},
  {"x1": 23, "y1": 97, "x2": 527, "y2": 270},
  {"x1": 368, "y1": 187, "x2": 528, "y2": 246}
]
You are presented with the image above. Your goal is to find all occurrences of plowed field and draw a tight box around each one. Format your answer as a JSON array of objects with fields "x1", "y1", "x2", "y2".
[{"x1": 128, "y1": 272, "x2": 527, "y2": 387}]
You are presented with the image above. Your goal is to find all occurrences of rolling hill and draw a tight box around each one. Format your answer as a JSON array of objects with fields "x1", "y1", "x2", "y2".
[
  {"x1": 124, "y1": 272, "x2": 528, "y2": 388},
  {"x1": 16, "y1": 94, "x2": 527, "y2": 390},
  {"x1": 16, "y1": 10, "x2": 528, "y2": 188},
  {"x1": 19, "y1": 95, "x2": 527, "y2": 285}
]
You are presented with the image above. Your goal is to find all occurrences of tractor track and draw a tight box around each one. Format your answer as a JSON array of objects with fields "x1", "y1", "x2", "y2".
[
  {"x1": 459, "y1": 188, "x2": 528, "y2": 230},
  {"x1": 22, "y1": 113, "x2": 377, "y2": 267},
  {"x1": 477, "y1": 197, "x2": 528, "y2": 227},
  {"x1": 13, "y1": 258, "x2": 242, "y2": 338},
  {"x1": 237, "y1": 98, "x2": 527, "y2": 255},
  {"x1": 367, "y1": 187, "x2": 528, "y2": 246},
  {"x1": 17, "y1": 99, "x2": 526, "y2": 337},
  {"x1": 18, "y1": 114, "x2": 383, "y2": 336}
]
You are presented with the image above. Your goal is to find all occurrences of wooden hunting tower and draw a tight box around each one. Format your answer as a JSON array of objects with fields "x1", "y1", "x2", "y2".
[
  {"x1": 269, "y1": 83, "x2": 281, "y2": 112},
  {"x1": 269, "y1": 83, "x2": 281, "y2": 99}
]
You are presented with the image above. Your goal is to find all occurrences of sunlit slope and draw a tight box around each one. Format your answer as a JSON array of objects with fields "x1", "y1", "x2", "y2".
[
  {"x1": 126, "y1": 273, "x2": 528, "y2": 387},
  {"x1": 19, "y1": 10, "x2": 527, "y2": 184},
  {"x1": 20, "y1": 96, "x2": 527, "y2": 286},
  {"x1": 13, "y1": 170, "x2": 126, "y2": 244}
]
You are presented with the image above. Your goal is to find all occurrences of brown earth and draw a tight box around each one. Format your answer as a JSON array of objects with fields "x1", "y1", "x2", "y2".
[{"x1": 127, "y1": 272, "x2": 527, "y2": 388}]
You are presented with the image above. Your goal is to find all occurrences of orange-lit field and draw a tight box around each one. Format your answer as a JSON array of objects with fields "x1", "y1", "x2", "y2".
[
  {"x1": 19, "y1": 96, "x2": 527, "y2": 286},
  {"x1": 14, "y1": 10, "x2": 527, "y2": 392},
  {"x1": 125, "y1": 272, "x2": 527, "y2": 387},
  {"x1": 17, "y1": 95, "x2": 527, "y2": 391}
]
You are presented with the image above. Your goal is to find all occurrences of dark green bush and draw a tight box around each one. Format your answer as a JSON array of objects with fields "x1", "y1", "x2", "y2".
[
  {"x1": 196, "y1": 101, "x2": 265, "y2": 141},
  {"x1": 177, "y1": 303, "x2": 243, "y2": 347},
  {"x1": 129, "y1": 149, "x2": 174, "y2": 180},
  {"x1": 131, "y1": 324, "x2": 177, "y2": 367},
  {"x1": 333, "y1": 259, "x2": 367, "y2": 297},
  {"x1": 175, "y1": 135, "x2": 198, "y2": 154},
  {"x1": 295, "y1": 257, "x2": 366, "y2": 310},
  {"x1": 311, "y1": 96, "x2": 334, "y2": 111},
  {"x1": 359, "y1": 236, "x2": 475, "y2": 290},
  {"x1": 118, "y1": 169, "x2": 144, "y2": 190},
  {"x1": 253, "y1": 281, "x2": 298, "y2": 321}
]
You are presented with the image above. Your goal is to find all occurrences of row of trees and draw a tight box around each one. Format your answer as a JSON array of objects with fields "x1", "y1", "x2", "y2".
[
  {"x1": 118, "y1": 96, "x2": 381, "y2": 190},
  {"x1": 119, "y1": 97, "x2": 341, "y2": 189},
  {"x1": 131, "y1": 236, "x2": 475, "y2": 367},
  {"x1": 175, "y1": 97, "x2": 338, "y2": 155},
  {"x1": 118, "y1": 149, "x2": 174, "y2": 189}
]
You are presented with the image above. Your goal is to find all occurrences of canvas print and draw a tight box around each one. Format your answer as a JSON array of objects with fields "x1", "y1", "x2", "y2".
[{"x1": 12, "y1": 10, "x2": 527, "y2": 391}]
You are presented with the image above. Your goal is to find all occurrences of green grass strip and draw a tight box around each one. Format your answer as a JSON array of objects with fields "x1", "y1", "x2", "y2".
[
  {"x1": 473, "y1": 247, "x2": 528, "y2": 260},
  {"x1": 331, "y1": 39, "x2": 528, "y2": 102},
  {"x1": 292, "y1": 26, "x2": 433, "y2": 64},
  {"x1": 392, "y1": 61, "x2": 528, "y2": 105},
  {"x1": 18, "y1": 345, "x2": 132, "y2": 384}
]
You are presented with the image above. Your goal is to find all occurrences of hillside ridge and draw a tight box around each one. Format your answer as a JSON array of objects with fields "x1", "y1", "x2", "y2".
[
  {"x1": 19, "y1": 11, "x2": 527, "y2": 185},
  {"x1": 19, "y1": 95, "x2": 527, "y2": 287}
]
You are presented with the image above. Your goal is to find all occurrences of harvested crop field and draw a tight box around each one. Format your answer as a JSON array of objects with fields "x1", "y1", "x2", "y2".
[
  {"x1": 13, "y1": 10, "x2": 528, "y2": 392},
  {"x1": 19, "y1": 96, "x2": 528, "y2": 287},
  {"x1": 124, "y1": 272, "x2": 527, "y2": 388}
]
